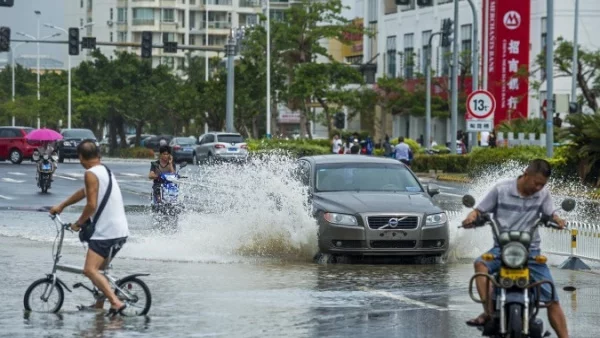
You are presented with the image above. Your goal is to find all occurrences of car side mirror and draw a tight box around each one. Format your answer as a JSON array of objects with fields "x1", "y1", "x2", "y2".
[{"x1": 427, "y1": 184, "x2": 440, "y2": 197}]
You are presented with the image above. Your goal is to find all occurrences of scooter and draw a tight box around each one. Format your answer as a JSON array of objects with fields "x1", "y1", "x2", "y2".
[
  {"x1": 460, "y1": 194, "x2": 576, "y2": 338},
  {"x1": 33, "y1": 151, "x2": 57, "y2": 194},
  {"x1": 151, "y1": 162, "x2": 187, "y2": 226}
]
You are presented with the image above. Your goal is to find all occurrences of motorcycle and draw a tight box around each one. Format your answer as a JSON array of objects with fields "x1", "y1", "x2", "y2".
[
  {"x1": 461, "y1": 194, "x2": 576, "y2": 338},
  {"x1": 32, "y1": 151, "x2": 57, "y2": 194},
  {"x1": 151, "y1": 162, "x2": 187, "y2": 226}
]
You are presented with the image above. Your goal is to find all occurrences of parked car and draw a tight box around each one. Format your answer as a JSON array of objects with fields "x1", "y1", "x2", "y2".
[
  {"x1": 56, "y1": 128, "x2": 98, "y2": 163},
  {"x1": 169, "y1": 137, "x2": 196, "y2": 163},
  {"x1": 194, "y1": 132, "x2": 248, "y2": 164},
  {"x1": 0, "y1": 126, "x2": 36, "y2": 164},
  {"x1": 297, "y1": 155, "x2": 448, "y2": 261},
  {"x1": 144, "y1": 135, "x2": 173, "y2": 152}
]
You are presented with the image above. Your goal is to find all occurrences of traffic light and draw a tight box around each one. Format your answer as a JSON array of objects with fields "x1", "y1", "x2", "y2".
[
  {"x1": 568, "y1": 102, "x2": 580, "y2": 114},
  {"x1": 334, "y1": 112, "x2": 345, "y2": 130},
  {"x1": 0, "y1": 0, "x2": 14, "y2": 7},
  {"x1": 395, "y1": 0, "x2": 410, "y2": 5},
  {"x1": 141, "y1": 31, "x2": 152, "y2": 58},
  {"x1": 441, "y1": 18, "x2": 454, "y2": 48},
  {"x1": 68, "y1": 27, "x2": 79, "y2": 56},
  {"x1": 163, "y1": 41, "x2": 177, "y2": 53},
  {"x1": 0, "y1": 27, "x2": 10, "y2": 52},
  {"x1": 417, "y1": 0, "x2": 433, "y2": 6},
  {"x1": 82, "y1": 37, "x2": 96, "y2": 49}
]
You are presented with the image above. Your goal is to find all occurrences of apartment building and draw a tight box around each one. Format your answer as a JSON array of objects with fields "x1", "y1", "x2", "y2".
[
  {"x1": 65, "y1": 0, "x2": 295, "y2": 69},
  {"x1": 361, "y1": 0, "x2": 600, "y2": 144}
]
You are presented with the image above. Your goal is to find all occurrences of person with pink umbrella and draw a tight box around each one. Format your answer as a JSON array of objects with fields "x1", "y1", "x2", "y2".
[{"x1": 26, "y1": 128, "x2": 63, "y2": 190}]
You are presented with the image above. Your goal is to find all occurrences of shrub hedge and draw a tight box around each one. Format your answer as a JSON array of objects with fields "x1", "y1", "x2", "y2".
[
  {"x1": 119, "y1": 147, "x2": 155, "y2": 159},
  {"x1": 245, "y1": 138, "x2": 577, "y2": 178}
]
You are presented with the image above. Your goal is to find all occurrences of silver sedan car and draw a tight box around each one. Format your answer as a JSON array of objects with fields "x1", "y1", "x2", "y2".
[
  {"x1": 297, "y1": 155, "x2": 448, "y2": 261},
  {"x1": 193, "y1": 132, "x2": 248, "y2": 164}
]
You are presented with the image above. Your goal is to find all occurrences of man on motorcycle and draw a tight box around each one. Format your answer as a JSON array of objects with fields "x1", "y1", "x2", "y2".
[
  {"x1": 148, "y1": 145, "x2": 176, "y2": 203},
  {"x1": 462, "y1": 159, "x2": 569, "y2": 338}
]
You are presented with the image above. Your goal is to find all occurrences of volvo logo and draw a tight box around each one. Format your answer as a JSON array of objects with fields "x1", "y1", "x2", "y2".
[{"x1": 380, "y1": 217, "x2": 408, "y2": 229}]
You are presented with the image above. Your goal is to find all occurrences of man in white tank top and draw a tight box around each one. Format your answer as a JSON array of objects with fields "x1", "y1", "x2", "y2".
[{"x1": 50, "y1": 140, "x2": 129, "y2": 316}]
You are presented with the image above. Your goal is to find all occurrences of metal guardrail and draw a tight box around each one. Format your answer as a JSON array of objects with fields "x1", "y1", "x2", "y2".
[{"x1": 444, "y1": 210, "x2": 596, "y2": 270}]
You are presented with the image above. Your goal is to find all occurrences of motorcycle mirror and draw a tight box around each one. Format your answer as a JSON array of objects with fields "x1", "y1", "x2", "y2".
[
  {"x1": 561, "y1": 198, "x2": 576, "y2": 212},
  {"x1": 462, "y1": 194, "x2": 476, "y2": 208},
  {"x1": 32, "y1": 152, "x2": 40, "y2": 162}
]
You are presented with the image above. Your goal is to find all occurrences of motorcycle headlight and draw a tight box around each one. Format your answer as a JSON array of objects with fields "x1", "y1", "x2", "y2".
[
  {"x1": 323, "y1": 212, "x2": 358, "y2": 226},
  {"x1": 502, "y1": 243, "x2": 528, "y2": 268},
  {"x1": 425, "y1": 212, "x2": 448, "y2": 227}
]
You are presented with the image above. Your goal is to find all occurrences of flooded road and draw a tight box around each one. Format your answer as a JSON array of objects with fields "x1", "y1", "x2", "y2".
[{"x1": 2, "y1": 219, "x2": 600, "y2": 337}]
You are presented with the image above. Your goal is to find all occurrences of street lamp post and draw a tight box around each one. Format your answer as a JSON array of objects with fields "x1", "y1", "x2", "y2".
[
  {"x1": 265, "y1": 0, "x2": 271, "y2": 139},
  {"x1": 204, "y1": 3, "x2": 209, "y2": 135},
  {"x1": 571, "y1": 0, "x2": 579, "y2": 106},
  {"x1": 36, "y1": 10, "x2": 41, "y2": 128},
  {"x1": 225, "y1": 27, "x2": 247, "y2": 133},
  {"x1": 44, "y1": 22, "x2": 94, "y2": 130},
  {"x1": 15, "y1": 30, "x2": 61, "y2": 128},
  {"x1": 11, "y1": 42, "x2": 25, "y2": 126}
]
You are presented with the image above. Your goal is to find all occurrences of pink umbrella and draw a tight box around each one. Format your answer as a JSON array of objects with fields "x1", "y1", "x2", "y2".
[{"x1": 26, "y1": 128, "x2": 63, "y2": 142}]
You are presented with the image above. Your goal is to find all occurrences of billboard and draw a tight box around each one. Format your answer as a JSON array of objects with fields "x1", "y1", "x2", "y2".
[{"x1": 482, "y1": 0, "x2": 531, "y2": 125}]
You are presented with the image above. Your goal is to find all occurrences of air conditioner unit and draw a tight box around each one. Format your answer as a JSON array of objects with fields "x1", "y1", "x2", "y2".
[{"x1": 107, "y1": 20, "x2": 113, "y2": 26}]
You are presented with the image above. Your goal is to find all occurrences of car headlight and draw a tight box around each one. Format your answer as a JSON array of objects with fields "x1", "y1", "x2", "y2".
[
  {"x1": 502, "y1": 243, "x2": 528, "y2": 268},
  {"x1": 425, "y1": 212, "x2": 448, "y2": 226},
  {"x1": 63, "y1": 141, "x2": 72, "y2": 146},
  {"x1": 324, "y1": 212, "x2": 358, "y2": 226}
]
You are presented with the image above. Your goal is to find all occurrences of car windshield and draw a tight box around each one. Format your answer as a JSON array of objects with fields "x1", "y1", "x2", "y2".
[
  {"x1": 175, "y1": 138, "x2": 195, "y2": 145},
  {"x1": 24, "y1": 128, "x2": 34, "y2": 134},
  {"x1": 63, "y1": 129, "x2": 95, "y2": 139},
  {"x1": 315, "y1": 163, "x2": 423, "y2": 193},
  {"x1": 217, "y1": 134, "x2": 244, "y2": 144}
]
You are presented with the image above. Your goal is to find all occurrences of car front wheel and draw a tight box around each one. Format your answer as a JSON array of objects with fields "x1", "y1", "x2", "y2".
[{"x1": 9, "y1": 149, "x2": 23, "y2": 164}]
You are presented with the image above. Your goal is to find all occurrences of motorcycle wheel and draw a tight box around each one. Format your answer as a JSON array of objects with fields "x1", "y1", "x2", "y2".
[{"x1": 507, "y1": 303, "x2": 523, "y2": 338}]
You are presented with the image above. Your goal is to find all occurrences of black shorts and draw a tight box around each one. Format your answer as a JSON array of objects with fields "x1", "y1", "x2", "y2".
[{"x1": 88, "y1": 237, "x2": 127, "y2": 259}]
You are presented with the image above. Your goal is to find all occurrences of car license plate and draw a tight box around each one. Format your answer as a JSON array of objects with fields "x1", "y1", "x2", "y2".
[
  {"x1": 228, "y1": 147, "x2": 237, "y2": 152},
  {"x1": 500, "y1": 267, "x2": 529, "y2": 280},
  {"x1": 184, "y1": 147, "x2": 193, "y2": 152}
]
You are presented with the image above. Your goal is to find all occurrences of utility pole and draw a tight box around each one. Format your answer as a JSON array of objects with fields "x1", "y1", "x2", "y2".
[
  {"x1": 571, "y1": 0, "x2": 579, "y2": 105},
  {"x1": 450, "y1": 0, "x2": 459, "y2": 154},
  {"x1": 225, "y1": 30, "x2": 237, "y2": 133},
  {"x1": 546, "y1": 0, "x2": 554, "y2": 157},
  {"x1": 426, "y1": 32, "x2": 440, "y2": 151}
]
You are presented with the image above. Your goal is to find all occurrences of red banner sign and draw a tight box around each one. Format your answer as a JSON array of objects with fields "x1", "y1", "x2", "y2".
[{"x1": 483, "y1": 0, "x2": 531, "y2": 125}]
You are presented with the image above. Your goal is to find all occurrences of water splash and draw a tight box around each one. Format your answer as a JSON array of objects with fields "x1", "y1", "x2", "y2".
[{"x1": 120, "y1": 151, "x2": 318, "y2": 264}]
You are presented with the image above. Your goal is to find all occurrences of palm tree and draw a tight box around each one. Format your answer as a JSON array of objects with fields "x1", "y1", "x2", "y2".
[{"x1": 561, "y1": 113, "x2": 600, "y2": 186}]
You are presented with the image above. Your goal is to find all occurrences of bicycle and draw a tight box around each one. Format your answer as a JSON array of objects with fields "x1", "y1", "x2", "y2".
[{"x1": 23, "y1": 213, "x2": 152, "y2": 316}]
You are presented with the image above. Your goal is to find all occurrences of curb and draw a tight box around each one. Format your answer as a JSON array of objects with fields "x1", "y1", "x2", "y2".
[{"x1": 436, "y1": 174, "x2": 473, "y2": 183}]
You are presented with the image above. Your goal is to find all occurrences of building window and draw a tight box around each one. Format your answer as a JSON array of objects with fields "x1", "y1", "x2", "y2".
[
  {"x1": 190, "y1": 12, "x2": 196, "y2": 29},
  {"x1": 80, "y1": 18, "x2": 84, "y2": 27},
  {"x1": 404, "y1": 33, "x2": 414, "y2": 79},
  {"x1": 117, "y1": 8, "x2": 127, "y2": 23},
  {"x1": 367, "y1": 0, "x2": 378, "y2": 23},
  {"x1": 162, "y1": 9, "x2": 175, "y2": 22},
  {"x1": 461, "y1": 24, "x2": 472, "y2": 74},
  {"x1": 269, "y1": 10, "x2": 285, "y2": 22},
  {"x1": 422, "y1": 30, "x2": 432, "y2": 74},
  {"x1": 161, "y1": 57, "x2": 175, "y2": 69},
  {"x1": 386, "y1": 35, "x2": 397, "y2": 78},
  {"x1": 133, "y1": 8, "x2": 155, "y2": 25},
  {"x1": 117, "y1": 31, "x2": 127, "y2": 42},
  {"x1": 384, "y1": 0, "x2": 397, "y2": 15},
  {"x1": 441, "y1": 44, "x2": 450, "y2": 76},
  {"x1": 438, "y1": 0, "x2": 452, "y2": 4},
  {"x1": 541, "y1": 17, "x2": 547, "y2": 80},
  {"x1": 87, "y1": 0, "x2": 92, "y2": 10},
  {"x1": 245, "y1": 14, "x2": 258, "y2": 26},
  {"x1": 110, "y1": 8, "x2": 114, "y2": 20},
  {"x1": 400, "y1": 0, "x2": 416, "y2": 12},
  {"x1": 190, "y1": 35, "x2": 196, "y2": 45},
  {"x1": 163, "y1": 33, "x2": 175, "y2": 42},
  {"x1": 191, "y1": 0, "x2": 196, "y2": 4},
  {"x1": 80, "y1": 0, "x2": 83, "y2": 8},
  {"x1": 110, "y1": 32, "x2": 113, "y2": 42}
]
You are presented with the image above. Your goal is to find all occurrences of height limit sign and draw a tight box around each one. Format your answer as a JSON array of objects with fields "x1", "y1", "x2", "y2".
[{"x1": 466, "y1": 90, "x2": 496, "y2": 132}]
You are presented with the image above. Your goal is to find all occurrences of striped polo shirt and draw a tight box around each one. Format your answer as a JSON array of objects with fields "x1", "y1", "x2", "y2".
[{"x1": 475, "y1": 177, "x2": 555, "y2": 250}]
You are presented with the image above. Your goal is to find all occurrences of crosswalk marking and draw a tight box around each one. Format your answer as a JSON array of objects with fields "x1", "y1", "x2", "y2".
[
  {"x1": 55, "y1": 175, "x2": 77, "y2": 181},
  {"x1": 8, "y1": 172, "x2": 27, "y2": 176},
  {"x1": 1, "y1": 178, "x2": 26, "y2": 183},
  {"x1": 0, "y1": 194, "x2": 14, "y2": 200}
]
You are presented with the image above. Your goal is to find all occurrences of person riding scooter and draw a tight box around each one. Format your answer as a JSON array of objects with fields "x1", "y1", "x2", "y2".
[
  {"x1": 148, "y1": 145, "x2": 176, "y2": 204},
  {"x1": 34, "y1": 143, "x2": 57, "y2": 181}
]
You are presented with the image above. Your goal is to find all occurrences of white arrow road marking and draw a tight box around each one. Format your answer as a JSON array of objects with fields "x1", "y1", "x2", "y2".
[
  {"x1": 0, "y1": 194, "x2": 14, "y2": 200},
  {"x1": 8, "y1": 172, "x2": 27, "y2": 176},
  {"x1": 121, "y1": 173, "x2": 142, "y2": 177},
  {"x1": 1, "y1": 178, "x2": 26, "y2": 183}
]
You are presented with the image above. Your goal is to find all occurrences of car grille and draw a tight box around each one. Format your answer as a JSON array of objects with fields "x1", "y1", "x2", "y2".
[
  {"x1": 366, "y1": 216, "x2": 419, "y2": 230},
  {"x1": 370, "y1": 240, "x2": 416, "y2": 249}
]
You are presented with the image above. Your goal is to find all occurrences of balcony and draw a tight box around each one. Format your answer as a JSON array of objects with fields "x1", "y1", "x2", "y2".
[
  {"x1": 133, "y1": 19, "x2": 155, "y2": 26},
  {"x1": 191, "y1": 20, "x2": 231, "y2": 31},
  {"x1": 203, "y1": 0, "x2": 232, "y2": 5},
  {"x1": 239, "y1": 0, "x2": 260, "y2": 7}
]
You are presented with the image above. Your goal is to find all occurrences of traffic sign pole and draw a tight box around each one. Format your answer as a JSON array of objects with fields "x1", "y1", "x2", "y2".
[{"x1": 466, "y1": 90, "x2": 496, "y2": 132}]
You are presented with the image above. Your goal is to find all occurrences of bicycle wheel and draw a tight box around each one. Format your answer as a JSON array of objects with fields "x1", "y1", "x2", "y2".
[
  {"x1": 24, "y1": 278, "x2": 64, "y2": 313},
  {"x1": 115, "y1": 277, "x2": 152, "y2": 316}
]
